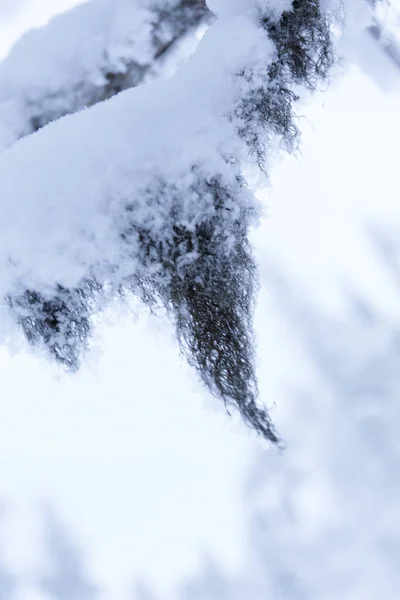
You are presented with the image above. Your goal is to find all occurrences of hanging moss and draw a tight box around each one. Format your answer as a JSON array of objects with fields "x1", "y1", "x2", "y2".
[
  {"x1": 8, "y1": 1, "x2": 334, "y2": 445},
  {"x1": 237, "y1": 0, "x2": 334, "y2": 165},
  {"x1": 10, "y1": 281, "x2": 100, "y2": 371}
]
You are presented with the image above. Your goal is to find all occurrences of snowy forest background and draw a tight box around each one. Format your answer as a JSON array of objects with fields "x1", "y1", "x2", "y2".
[{"x1": 0, "y1": 0, "x2": 399, "y2": 598}]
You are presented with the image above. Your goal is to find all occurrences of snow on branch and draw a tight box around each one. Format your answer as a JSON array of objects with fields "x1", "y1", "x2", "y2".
[
  {"x1": 0, "y1": 0, "x2": 211, "y2": 150},
  {"x1": 0, "y1": 0, "x2": 336, "y2": 443}
]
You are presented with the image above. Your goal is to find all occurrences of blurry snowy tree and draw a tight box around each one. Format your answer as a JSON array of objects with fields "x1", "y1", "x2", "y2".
[
  {"x1": 0, "y1": 506, "x2": 16, "y2": 600},
  {"x1": 367, "y1": 0, "x2": 400, "y2": 69},
  {"x1": 0, "y1": 0, "x2": 393, "y2": 443},
  {"x1": 38, "y1": 504, "x2": 99, "y2": 600}
]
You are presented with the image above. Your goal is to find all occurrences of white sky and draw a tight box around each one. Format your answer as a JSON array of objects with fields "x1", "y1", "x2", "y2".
[{"x1": 0, "y1": 2, "x2": 399, "y2": 599}]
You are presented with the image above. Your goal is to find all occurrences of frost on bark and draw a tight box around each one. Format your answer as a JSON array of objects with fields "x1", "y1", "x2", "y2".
[{"x1": 6, "y1": 0, "x2": 335, "y2": 443}]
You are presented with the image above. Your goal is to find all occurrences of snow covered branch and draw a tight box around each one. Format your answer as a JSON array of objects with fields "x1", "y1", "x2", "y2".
[
  {"x1": 0, "y1": 0, "x2": 211, "y2": 150},
  {"x1": 0, "y1": 0, "x2": 336, "y2": 443}
]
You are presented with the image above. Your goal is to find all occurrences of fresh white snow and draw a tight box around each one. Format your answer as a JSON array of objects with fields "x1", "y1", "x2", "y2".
[
  {"x1": 0, "y1": 1, "x2": 399, "y2": 599},
  {"x1": 0, "y1": 0, "x2": 202, "y2": 151}
]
